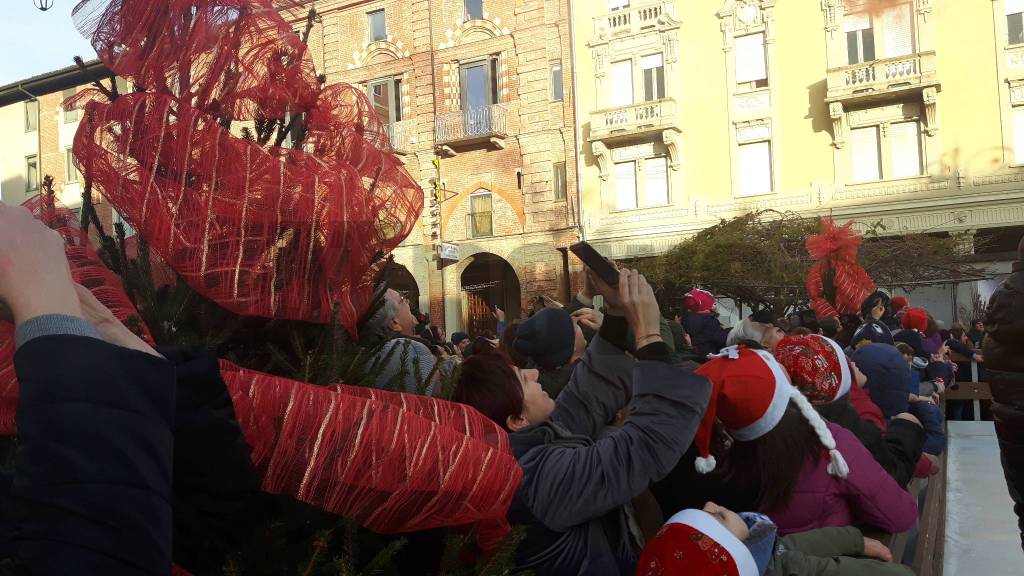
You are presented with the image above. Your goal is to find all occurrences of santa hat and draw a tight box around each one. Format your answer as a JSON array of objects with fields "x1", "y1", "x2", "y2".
[
  {"x1": 891, "y1": 296, "x2": 909, "y2": 313},
  {"x1": 693, "y1": 347, "x2": 849, "y2": 478},
  {"x1": 900, "y1": 307, "x2": 929, "y2": 332},
  {"x1": 685, "y1": 288, "x2": 717, "y2": 314},
  {"x1": 637, "y1": 509, "x2": 760, "y2": 576},
  {"x1": 774, "y1": 335, "x2": 852, "y2": 404}
]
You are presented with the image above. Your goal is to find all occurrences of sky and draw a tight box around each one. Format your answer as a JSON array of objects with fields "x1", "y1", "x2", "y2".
[{"x1": 0, "y1": 2, "x2": 98, "y2": 86}]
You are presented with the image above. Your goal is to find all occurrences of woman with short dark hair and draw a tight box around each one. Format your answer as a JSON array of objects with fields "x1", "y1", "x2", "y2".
[{"x1": 452, "y1": 269, "x2": 711, "y2": 576}]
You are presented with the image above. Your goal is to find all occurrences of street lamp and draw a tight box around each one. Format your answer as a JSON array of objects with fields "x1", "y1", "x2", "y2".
[{"x1": 33, "y1": 0, "x2": 55, "y2": 11}]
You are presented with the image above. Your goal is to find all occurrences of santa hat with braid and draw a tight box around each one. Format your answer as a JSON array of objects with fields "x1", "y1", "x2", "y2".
[{"x1": 693, "y1": 347, "x2": 850, "y2": 478}]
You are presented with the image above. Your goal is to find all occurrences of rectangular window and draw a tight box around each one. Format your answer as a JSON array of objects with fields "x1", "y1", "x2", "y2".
[
  {"x1": 553, "y1": 161, "x2": 567, "y2": 200},
  {"x1": 882, "y1": 2, "x2": 913, "y2": 58},
  {"x1": 890, "y1": 121, "x2": 922, "y2": 178},
  {"x1": 24, "y1": 100, "x2": 38, "y2": 132},
  {"x1": 368, "y1": 10, "x2": 386, "y2": 42},
  {"x1": 465, "y1": 0, "x2": 484, "y2": 21},
  {"x1": 610, "y1": 59, "x2": 633, "y2": 107},
  {"x1": 551, "y1": 61, "x2": 563, "y2": 101},
  {"x1": 460, "y1": 57, "x2": 499, "y2": 110},
  {"x1": 608, "y1": 0, "x2": 629, "y2": 10},
  {"x1": 1008, "y1": 1, "x2": 1024, "y2": 45},
  {"x1": 470, "y1": 192, "x2": 493, "y2": 237},
  {"x1": 641, "y1": 53, "x2": 665, "y2": 101},
  {"x1": 1014, "y1": 107, "x2": 1024, "y2": 165},
  {"x1": 644, "y1": 157, "x2": 669, "y2": 207},
  {"x1": 614, "y1": 161, "x2": 637, "y2": 210},
  {"x1": 737, "y1": 141, "x2": 772, "y2": 196},
  {"x1": 368, "y1": 77, "x2": 402, "y2": 123},
  {"x1": 735, "y1": 33, "x2": 768, "y2": 88},
  {"x1": 62, "y1": 88, "x2": 80, "y2": 123},
  {"x1": 25, "y1": 155, "x2": 38, "y2": 192},
  {"x1": 845, "y1": 13, "x2": 875, "y2": 65},
  {"x1": 850, "y1": 126, "x2": 882, "y2": 183},
  {"x1": 65, "y1": 148, "x2": 81, "y2": 183}
]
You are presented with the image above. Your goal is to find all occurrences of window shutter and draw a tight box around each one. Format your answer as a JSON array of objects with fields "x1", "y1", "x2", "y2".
[
  {"x1": 738, "y1": 142, "x2": 772, "y2": 196},
  {"x1": 644, "y1": 157, "x2": 669, "y2": 207},
  {"x1": 735, "y1": 33, "x2": 767, "y2": 84},
  {"x1": 1007, "y1": 0, "x2": 1024, "y2": 16},
  {"x1": 882, "y1": 3, "x2": 913, "y2": 58},
  {"x1": 850, "y1": 126, "x2": 881, "y2": 183},
  {"x1": 844, "y1": 12, "x2": 871, "y2": 32},
  {"x1": 1014, "y1": 107, "x2": 1024, "y2": 165},
  {"x1": 890, "y1": 122, "x2": 922, "y2": 178},
  {"x1": 615, "y1": 161, "x2": 637, "y2": 210},
  {"x1": 641, "y1": 54, "x2": 664, "y2": 100},
  {"x1": 610, "y1": 60, "x2": 634, "y2": 107}
]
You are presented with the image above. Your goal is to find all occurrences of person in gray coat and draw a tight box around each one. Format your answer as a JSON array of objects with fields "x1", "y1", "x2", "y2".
[{"x1": 453, "y1": 269, "x2": 711, "y2": 575}]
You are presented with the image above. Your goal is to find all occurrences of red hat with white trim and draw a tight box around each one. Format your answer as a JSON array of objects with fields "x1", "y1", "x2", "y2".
[
  {"x1": 692, "y1": 347, "x2": 850, "y2": 478},
  {"x1": 774, "y1": 335, "x2": 852, "y2": 404},
  {"x1": 637, "y1": 509, "x2": 759, "y2": 576}
]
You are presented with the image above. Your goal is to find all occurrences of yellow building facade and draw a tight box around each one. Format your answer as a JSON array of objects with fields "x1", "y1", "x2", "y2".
[{"x1": 571, "y1": 0, "x2": 1024, "y2": 319}]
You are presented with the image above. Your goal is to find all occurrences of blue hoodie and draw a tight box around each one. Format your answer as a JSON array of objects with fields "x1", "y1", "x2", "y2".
[{"x1": 852, "y1": 343, "x2": 912, "y2": 418}]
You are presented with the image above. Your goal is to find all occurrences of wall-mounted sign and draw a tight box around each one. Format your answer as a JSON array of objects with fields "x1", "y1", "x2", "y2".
[{"x1": 439, "y1": 242, "x2": 460, "y2": 261}]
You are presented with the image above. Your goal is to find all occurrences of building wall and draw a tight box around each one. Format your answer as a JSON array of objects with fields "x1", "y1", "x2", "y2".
[
  {"x1": 573, "y1": 0, "x2": 1024, "y2": 267},
  {"x1": 283, "y1": 0, "x2": 581, "y2": 331}
]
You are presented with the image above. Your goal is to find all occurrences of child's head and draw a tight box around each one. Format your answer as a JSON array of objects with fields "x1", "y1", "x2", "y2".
[
  {"x1": 895, "y1": 342, "x2": 915, "y2": 365},
  {"x1": 639, "y1": 506, "x2": 764, "y2": 576},
  {"x1": 703, "y1": 501, "x2": 749, "y2": 540}
]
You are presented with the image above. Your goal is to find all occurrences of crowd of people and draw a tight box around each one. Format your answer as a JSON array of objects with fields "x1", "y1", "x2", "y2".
[{"x1": 1, "y1": 200, "x2": 1019, "y2": 576}]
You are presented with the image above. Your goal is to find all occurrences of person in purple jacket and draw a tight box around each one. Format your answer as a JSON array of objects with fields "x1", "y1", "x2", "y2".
[{"x1": 691, "y1": 347, "x2": 918, "y2": 538}]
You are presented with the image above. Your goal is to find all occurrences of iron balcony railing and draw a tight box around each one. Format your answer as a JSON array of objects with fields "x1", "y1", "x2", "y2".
[{"x1": 435, "y1": 104, "x2": 508, "y2": 145}]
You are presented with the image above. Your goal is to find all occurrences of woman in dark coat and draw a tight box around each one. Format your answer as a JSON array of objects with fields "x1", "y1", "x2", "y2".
[{"x1": 453, "y1": 269, "x2": 711, "y2": 576}]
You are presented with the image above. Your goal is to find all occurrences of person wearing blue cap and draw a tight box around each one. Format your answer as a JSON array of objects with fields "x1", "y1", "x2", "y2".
[{"x1": 512, "y1": 307, "x2": 586, "y2": 398}]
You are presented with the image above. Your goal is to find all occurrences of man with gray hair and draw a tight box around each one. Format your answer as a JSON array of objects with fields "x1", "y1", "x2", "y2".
[
  {"x1": 725, "y1": 316, "x2": 785, "y2": 352},
  {"x1": 365, "y1": 289, "x2": 449, "y2": 395}
]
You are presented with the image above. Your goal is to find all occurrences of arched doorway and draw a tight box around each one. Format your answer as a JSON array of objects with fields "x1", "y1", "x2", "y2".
[
  {"x1": 380, "y1": 261, "x2": 421, "y2": 314},
  {"x1": 460, "y1": 253, "x2": 521, "y2": 336}
]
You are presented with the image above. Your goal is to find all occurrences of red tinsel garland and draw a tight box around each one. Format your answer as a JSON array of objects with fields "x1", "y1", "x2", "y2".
[{"x1": 805, "y1": 217, "x2": 876, "y2": 319}]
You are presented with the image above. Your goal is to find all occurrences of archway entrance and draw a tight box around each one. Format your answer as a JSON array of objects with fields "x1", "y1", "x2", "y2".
[
  {"x1": 460, "y1": 253, "x2": 521, "y2": 336},
  {"x1": 380, "y1": 261, "x2": 421, "y2": 314}
]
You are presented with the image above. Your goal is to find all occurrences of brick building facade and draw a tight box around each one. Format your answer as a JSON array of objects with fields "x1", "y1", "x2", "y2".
[{"x1": 281, "y1": 0, "x2": 581, "y2": 333}]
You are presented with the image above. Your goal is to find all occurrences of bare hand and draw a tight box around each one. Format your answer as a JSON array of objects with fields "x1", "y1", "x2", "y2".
[
  {"x1": 892, "y1": 412, "x2": 922, "y2": 427},
  {"x1": 492, "y1": 306, "x2": 506, "y2": 322},
  {"x1": 618, "y1": 270, "x2": 662, "y2": 346},
  {"x1": 586, "y1": 262, "x2": 623, "y2": 315},
  {"x1": 74, "y1": 284, "x2": 162, "y2": 358},
  {"x1": 571, "y1": 307, "x2": 604, "y2": 331},
  {"x1": 0, "y1": 204, "x2": 81, "y2": 324},
  {"x1": 862, "y1": 538, "x2": 893, "y2": 562}
]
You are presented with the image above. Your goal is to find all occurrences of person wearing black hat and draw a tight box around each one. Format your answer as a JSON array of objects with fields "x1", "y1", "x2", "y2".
[{"x1": 513, "y1": 307, "x2": 586, "y2": 398}]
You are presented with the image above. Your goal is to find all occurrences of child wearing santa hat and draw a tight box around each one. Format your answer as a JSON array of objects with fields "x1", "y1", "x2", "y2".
[
  {"x1": 637, "y1": 501, "x2": 914, "y2": 576},
  {"x1": 691, "y1": 347, "x2": 918, "y2": 537},
  {"x1": 773, "y1": 334, "x2": 925, "y2": 488}
]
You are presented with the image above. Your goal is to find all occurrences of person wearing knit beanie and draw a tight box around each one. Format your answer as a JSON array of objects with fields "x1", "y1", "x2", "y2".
[
  {"x1": 900, "y1": 307, "x2": 929, "y2": 333},
  {"x1": 685, "y1": 288, "x2": 717, "y2": 314},
  {"x1": 890, "y1": 296, "x2": 909, "y2": 313},
  {"x1": 513, "y1": 307, "x2": 576, "y2": 371},
  {"x1": 638, "y1": 503, "x2": 914, "y2": 576},
  {"x1": 691, "y1": 347, "x2": 849, "y2": 478}
]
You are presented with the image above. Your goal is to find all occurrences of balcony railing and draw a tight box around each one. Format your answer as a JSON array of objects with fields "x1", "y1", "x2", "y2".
[
  {"x1": 435, "y1": 104, "x2": 508, "y2": 146},
  {"x1": 596, "y1": 1, "x2": 671, "y2": 37},
  {"x1": 826, "y1": 51, "x2": 938, "y2": 102},
  {"x1": 467, "y1": 212, "x2": 493, "y2": 239},
  {"x1": 383, "y1": 119, "x2": 415, "y2": 153},
  {"x1": 589, "y1": 98, "x2": 678, "y2": 141}
]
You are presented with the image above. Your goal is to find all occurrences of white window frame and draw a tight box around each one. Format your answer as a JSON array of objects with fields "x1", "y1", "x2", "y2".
[
  {"x1": 737, "y1": 141, "x2": 773, "y2": 197},
  {"x1": 613, "y1": 160, "x2": 637, "y2": 210},
  {"x1": 609, "y1": 59, "x2": 634, "y2": 108},
  {"x1": 65, "y1": 148, "x2": 81, "y2": 183},
  {"x1": 735, "y1": 32, "x2": 768, "y2": 89},
  {"x1": 642, "y1": 156, "x2": 670, "y2": 207}
]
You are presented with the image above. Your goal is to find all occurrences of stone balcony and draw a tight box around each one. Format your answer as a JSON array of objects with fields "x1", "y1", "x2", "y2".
[
  {"x1": 588, "y1": 98, "x2": 681, "y2": 181},
  {"x1": 594, "y1": 1, "x2": 674, "y2": 38},
  {"x1": 826, "y1": 51, "x2": 939, "y2": 105},
  {"x1": 434, "y1": 104, "x2": 508, "y2": 155}
]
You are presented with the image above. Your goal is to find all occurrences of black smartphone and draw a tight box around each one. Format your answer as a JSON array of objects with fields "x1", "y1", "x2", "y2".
[{"x1": 569, "y1": 241, "x2": 619, "y2": 288}]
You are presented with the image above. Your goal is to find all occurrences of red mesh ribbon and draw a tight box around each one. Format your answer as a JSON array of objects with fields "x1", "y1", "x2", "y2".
[
  {"x1": 805, "y1": 218, "x2": 876, "y2": 319},
  {"x1": 69, "y1": 0, "x2": 422, "y2": 333},
  {"x1": 0, "y1": 199, "x2": 521, "y2": 542},
  {"x1": 224, "y1": 362, "x2": 521, "y2": 539}
]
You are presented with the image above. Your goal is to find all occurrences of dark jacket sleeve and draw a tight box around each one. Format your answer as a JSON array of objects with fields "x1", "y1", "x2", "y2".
[
  {"x1": 946, "y1": 338, "x2": 976, "y2": 359},
  {"x1": 908, "y1": 400, "x2": 946, "y2": 456},
  {"x1": 550, "y1": 332, "x2": 634, "y2": 438},
  {"x1": 517, "y1": 361, "x2": 710, "y2": 531},
  {"x1": 818, "y1": 401, "x2": 923, "y2": 488},
  {"x1": 159, "y1": 347, "x2": 259, "y2": 574},
  {"x1": 8, "y1": 335, "x2": 175, "y2": 575}
]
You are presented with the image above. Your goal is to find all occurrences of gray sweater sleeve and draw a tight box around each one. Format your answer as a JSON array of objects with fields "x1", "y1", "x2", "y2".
[
  {"x1": 15, "y1": 314, "x2": 99, "y2": 349},
  {"x1": 550, "y1": 333, "x2": 635, "y2": 438},
  {"x1": 519, "y1": 361, "x2": 711, "y2": 531}
]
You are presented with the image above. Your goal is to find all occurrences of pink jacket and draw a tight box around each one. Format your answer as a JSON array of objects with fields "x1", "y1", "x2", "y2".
[{"x1": 768, "y1": 423, "x2": 918, "y2": 536}]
